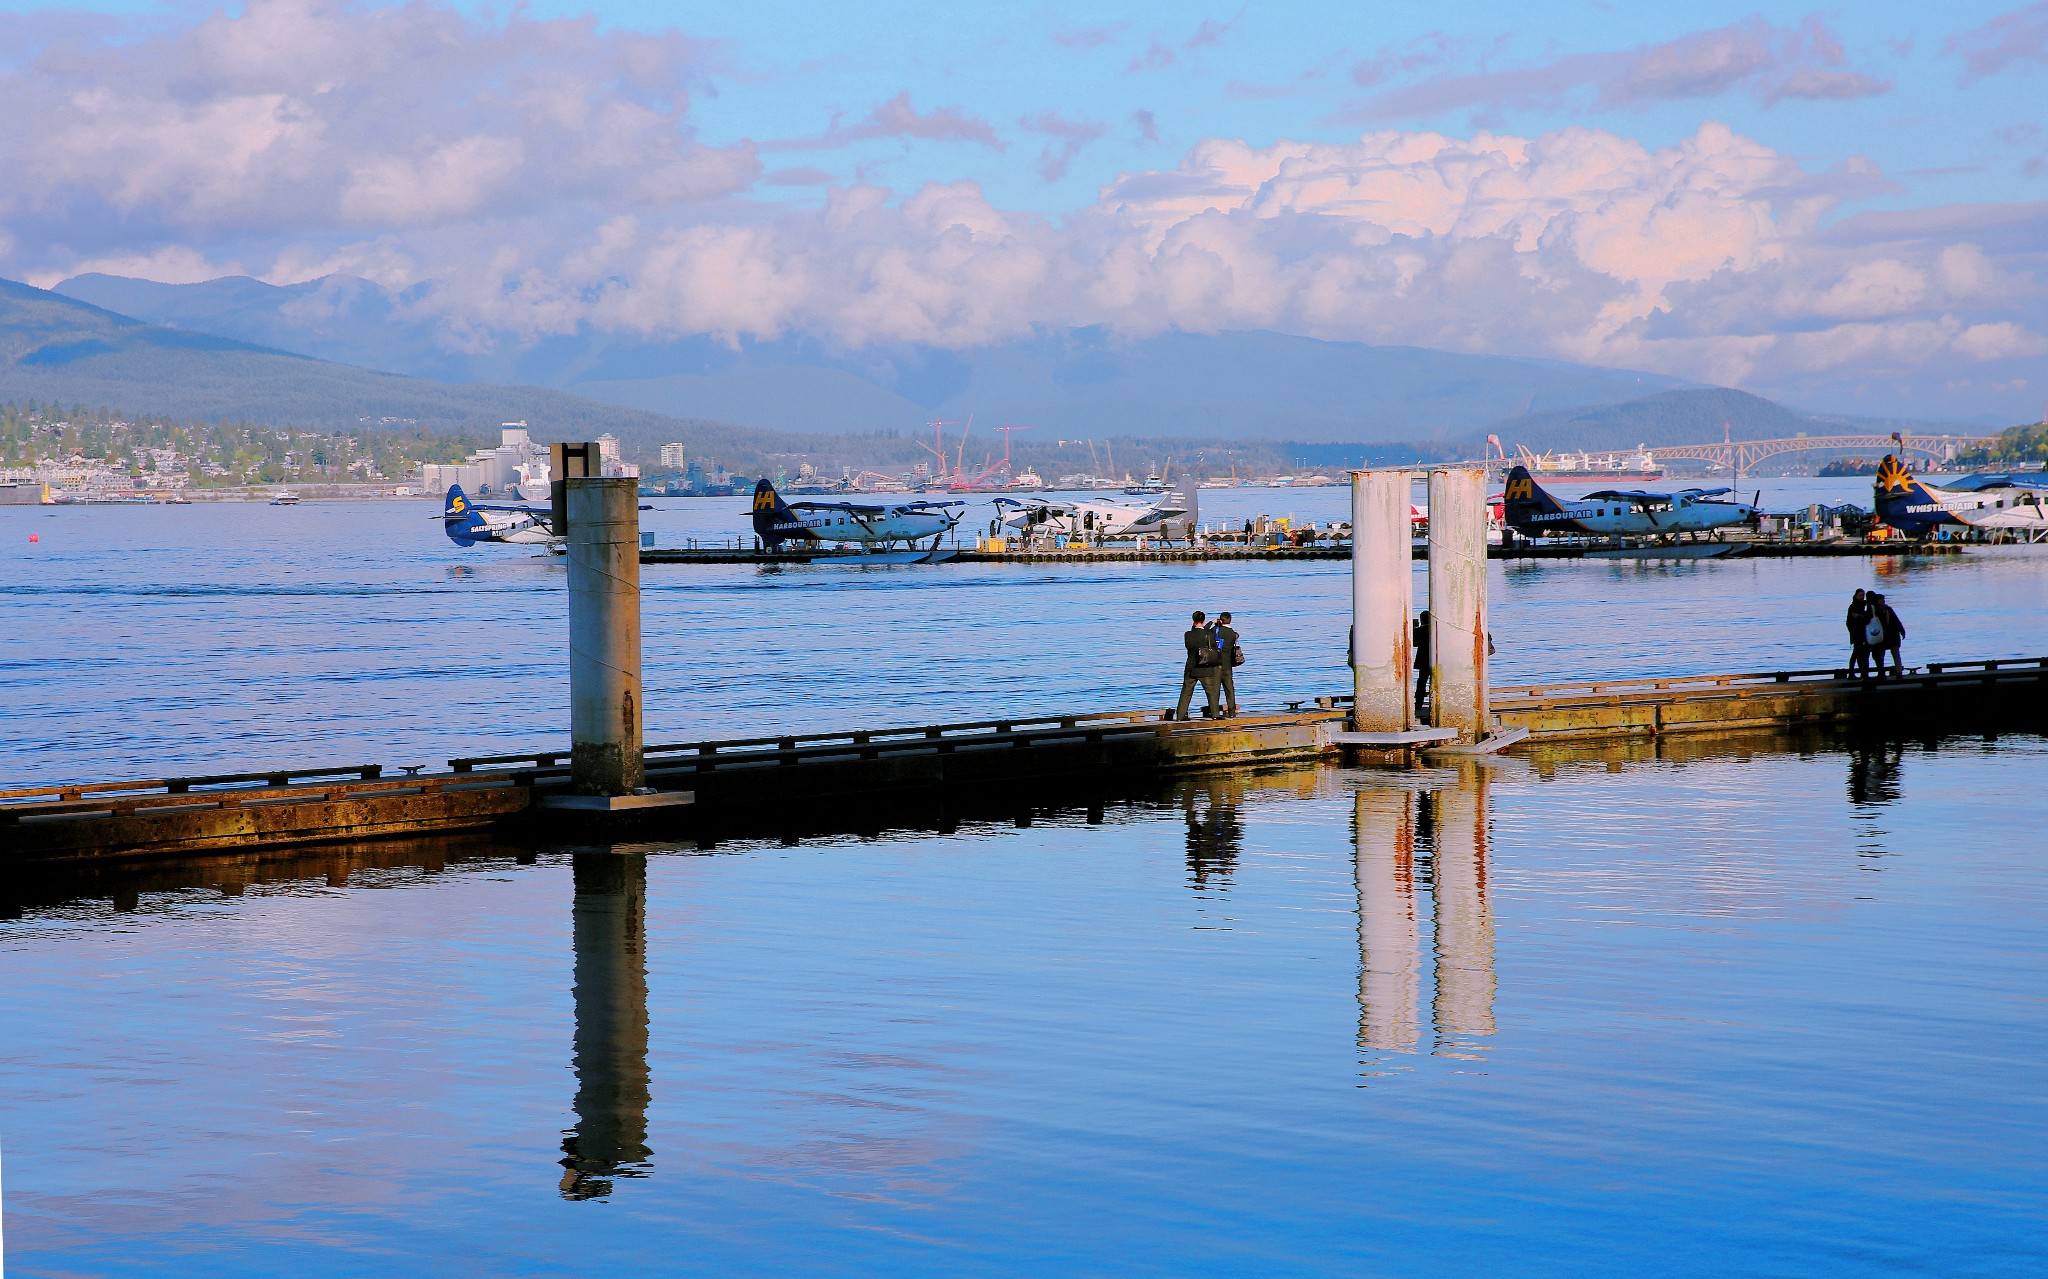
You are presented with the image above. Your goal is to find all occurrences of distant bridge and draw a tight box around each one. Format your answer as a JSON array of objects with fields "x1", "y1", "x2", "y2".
[{"x1": 1655, "y1": 434, "x2": 1995, "y2": 478}]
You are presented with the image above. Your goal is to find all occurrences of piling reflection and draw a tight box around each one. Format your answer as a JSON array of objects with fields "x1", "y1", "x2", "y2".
[
  {"x1": 1353, "y1": 788, "x2": 1420, "y2": 1052},
  {"x1": 1353, "y1": 768, "x2": 1497, "y2": 1066},
  {"x1": 1429, "y1": 778, "x2": 1496, "y2": 1054},
  {"x1": 559, "y1": 852, "x2": 653, "y2": 1200}
]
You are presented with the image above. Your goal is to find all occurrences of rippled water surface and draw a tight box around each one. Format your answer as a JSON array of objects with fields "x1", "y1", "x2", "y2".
[
  {"x1": 4, "y1": 486, "x2": 2046, "y2": 783},
  {"x1": 5, "y1": 743, "x2": 2046, "y2": 1276}
]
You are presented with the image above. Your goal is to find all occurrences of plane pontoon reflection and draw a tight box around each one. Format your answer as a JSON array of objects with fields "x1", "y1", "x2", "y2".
[
  {"x1": 559, "y1": 851, "x2": 653, "y2": 1200},
  {"x1": 1354, "y1": 769, "x2": 1497, "y2": 1063}
]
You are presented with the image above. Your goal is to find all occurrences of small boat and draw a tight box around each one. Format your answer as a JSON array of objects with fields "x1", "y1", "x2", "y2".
[{"x1": 270, "y1": 491, "x2": 301, "y2": 505}]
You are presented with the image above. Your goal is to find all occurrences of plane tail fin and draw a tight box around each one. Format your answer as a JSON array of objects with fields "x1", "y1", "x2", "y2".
[
  {"x1": 1874, "y1": 454, "x2": 1944, "y2": 531},
  {"x1": 751, "y1": 478, "x2": 811, "y2": 546},
  {"x1": 1502, "y1": 465, "x2": 1566, "y2": 526},
  {"x1": 443, "y1": 485, "x2": 489, "y2": 547}
]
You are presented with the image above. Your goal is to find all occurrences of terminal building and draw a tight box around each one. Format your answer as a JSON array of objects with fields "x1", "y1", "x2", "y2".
[{"x1": 421, "y1": 424, "x2": 640, "y2": 496}]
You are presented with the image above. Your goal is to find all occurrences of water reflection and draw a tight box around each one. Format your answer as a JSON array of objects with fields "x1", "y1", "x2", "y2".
[
  {"x1": 559, "y1": 852, "x2": 654, "y2": 1200},
  {"x1": 1353, "y1": 787, "x2": 1420, "y2": 1052},
  {"x1": 1430, "y1": 778, "x2": 1497, "y2": 1056},
  {"x1": 1353, "y1": 769, "x2": 1498, "y2": 1064},
  {"x1": 1183, "y1": 776, "x2": 1245, "y2": 890},
  {"x1": 1847, "y1": 742, "x2": 1905, "y2": 807}
]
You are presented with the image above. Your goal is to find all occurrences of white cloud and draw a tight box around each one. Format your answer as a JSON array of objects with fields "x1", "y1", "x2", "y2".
[
  {"x1": 0, "y1": 0, "x2": 753, "y2": 239},
  {"x1": 0, "y1": 0, "x2": 2041, "y2": 418},
  {"x1": 1345, "y1": 17, "x2": 1889, "y2": 121}
]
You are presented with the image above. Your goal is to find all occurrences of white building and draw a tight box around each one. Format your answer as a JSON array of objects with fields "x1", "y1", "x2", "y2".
[
  {"x1": 420, "y1": 422, "x2": 641, "y2": 492},
  {"x1": 659, "y1": 442, "x2": 687, "y2": 469},
  {"x1": 597, "y1": 433, "x2": 639, "y2": 479},
  {"x1": 421, "y1": 422, "x2": 543, "y2": 495}
]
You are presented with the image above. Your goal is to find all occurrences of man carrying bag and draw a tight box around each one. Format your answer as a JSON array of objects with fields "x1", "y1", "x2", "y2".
[
  {"x1": 1214, "y1": 611, "x2": 1245, "y2": 718},
  {"x1": 1173, "y1": 611, "x2": 1223, "y2": 720}
]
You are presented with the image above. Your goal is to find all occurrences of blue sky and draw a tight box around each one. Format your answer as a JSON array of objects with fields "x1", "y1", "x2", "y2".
[
  {"x1": 1, "y1": 0, "x2": 2045, "y2": 418},
  {"x1": 486, "y1": 0, "x2": 2043, "y2": 211}
]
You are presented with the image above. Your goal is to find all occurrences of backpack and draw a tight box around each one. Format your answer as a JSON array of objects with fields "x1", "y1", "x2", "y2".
[{"x1": 1863, "y1": 615, "x2": 1886, "y2": 646}]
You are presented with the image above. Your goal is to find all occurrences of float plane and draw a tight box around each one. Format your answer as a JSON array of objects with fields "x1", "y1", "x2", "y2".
[
  {"x1": 993, "y1": 486, "x2": 1200, "y2": 543},
  {"x1": 1873, "y1": 454, "x2": 2048, "y2": 539},
  {"x1": 1502, "y1": 466, "x2": 1759, "y2": 539},
  {"x1": 441, "y1": 484, "x2": 558, "y2": 547},
  {"x1": 751, "y1": 479, "x2": 964, "y2": 554}
]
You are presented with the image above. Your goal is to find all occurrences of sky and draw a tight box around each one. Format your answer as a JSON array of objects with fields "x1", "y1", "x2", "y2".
[{"x1": 2, "y1": 0, "x2": 2046, "y2": 420}]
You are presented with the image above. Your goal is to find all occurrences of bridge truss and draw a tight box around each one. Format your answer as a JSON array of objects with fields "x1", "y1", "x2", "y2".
[{"x1": 1654, "y1": 434, "x2": 1994, "y2": 478}]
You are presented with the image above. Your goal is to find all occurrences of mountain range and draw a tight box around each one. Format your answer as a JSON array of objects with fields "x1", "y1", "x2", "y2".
[
  {"x1": 1, "y1": 271, "x2": 1975, "y2": 466},
  {"x1": 51, "y1": 272, "x2": 1699, "y2": 442}
]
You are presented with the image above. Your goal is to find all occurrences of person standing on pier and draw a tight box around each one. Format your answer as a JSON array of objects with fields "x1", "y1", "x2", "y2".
[
  {"x1": 1872, "y1": 594, "x2": 1907, "y2": 676},
  {"x1": 1174, "y1": 611, "x2": 1222, "y2": 720},
  {"x1": 1412, "y1": 611, "x2": 1432, "y2": 717},
  {"x1": 1846, "y1": 589, "x2": 1874, "y2": 676},
  {"x1": 1214, "y1": 612, "x2": 1242, "y2": 718}
]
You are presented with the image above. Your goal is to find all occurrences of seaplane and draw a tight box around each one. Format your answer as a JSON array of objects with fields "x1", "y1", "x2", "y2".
[
  {"x1": 993, "y1": 485, "x2": 1200, "y2": 543},
  {"x1": 1873, "y1": 454, "x2": 2048, "y2": 540},
  {"x1": 751, "y1": 478, "x2": 965, "y2": 561},
  {"x1": 440, "y1": 483, "x2": 655, "y2": 549},
  {"x1": 1502, "y1": 466, "x2": 1759, "y2": 540},
  {"x1": 440, "y1": 484, "x2": 558, "y2": 547}
]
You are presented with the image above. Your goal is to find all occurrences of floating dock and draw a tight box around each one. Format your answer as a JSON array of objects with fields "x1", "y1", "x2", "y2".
[
  {"x1": 636, "y1": 541, "x2": 1963, "y2": 566},
  {"x1": 6, "y1": 658, "x2": 2040, "y2": 865}
]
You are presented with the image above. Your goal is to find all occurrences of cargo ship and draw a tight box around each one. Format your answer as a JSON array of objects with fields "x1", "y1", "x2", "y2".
[{"x1": 1517, "y1": 448, "x2": 1664, "y2": 481}]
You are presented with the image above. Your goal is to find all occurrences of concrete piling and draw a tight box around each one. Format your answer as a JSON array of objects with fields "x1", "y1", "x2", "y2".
[
  {"x1": 1350, "y1": 470, "x2": 1415, "y2": 733},
  {"x1": 567, "y1": 475, "x2": 645, "y2": 795},
  {"x1": 1426, "y1": 469, "x2": 1489, "y2": 743}
]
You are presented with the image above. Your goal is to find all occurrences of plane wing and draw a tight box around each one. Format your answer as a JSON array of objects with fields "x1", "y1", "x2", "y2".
[
  {"x1": 1582, "y1": 489, "x2": 1672, "y2": 504},
  {"x1": 1674, "y1": 487, "x2": 1734, "y2": 499},
  {"x1": 439, "y1": 502, "x2": 553, "y2": 516}
]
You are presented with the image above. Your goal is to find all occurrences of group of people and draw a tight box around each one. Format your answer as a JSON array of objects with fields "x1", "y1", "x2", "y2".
[
  {"x1": 1847, "y1": 589, "x2": 1907, "y2": 676},
  {"x1": 1170, "y1": 590, "x2": 1908, "y2": 717},
  {"x1": 1173, "y1": 610, "x2": 1245, "y2": 719}
]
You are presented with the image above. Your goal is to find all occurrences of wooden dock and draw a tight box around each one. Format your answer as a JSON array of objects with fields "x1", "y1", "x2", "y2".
[
  {"x1": 636, "y1": 541, "x2": 1963, "y2": 565},
  {"x1": 6, "y1": 658, "x2": 2041, "y2": 865}
]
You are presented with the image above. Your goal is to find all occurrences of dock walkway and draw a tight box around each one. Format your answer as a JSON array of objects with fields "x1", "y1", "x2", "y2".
[
  {"x1": 640, "y1": 541, "x2": 1963, "y2": 566},
  {"x1": 7, "y1": 658, "x2": 2041, "y2": 864}
]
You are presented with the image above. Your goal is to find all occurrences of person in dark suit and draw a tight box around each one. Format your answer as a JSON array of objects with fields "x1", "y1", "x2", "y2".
[
  {"x1": 1213, "y1": 612, "x2": 1241, "y2": 717},
  {"x1": 1412, "y1": 610, "x2": 1432, "y2": 717},
  {"x1": 1871, "y1": 593, "x2": 1906, "y2": 676},
  {"x1": 1846, "y1": 588, "x2": 1873, "y2": 676},
  {"x1": 1173, "y1": 611, "x2": 1221, "y2": 720}
]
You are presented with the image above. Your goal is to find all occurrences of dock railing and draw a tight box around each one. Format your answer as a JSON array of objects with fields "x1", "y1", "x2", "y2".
[
  {"x1": 448, "y1": 705, "x2": 1342, "y2": 781},
  {"x1": 1309, "y1": 657, "x2": 2048, "y2": 716},
  {"x1": 0, "y1": 769, "x2": 524, "y2": 824}
]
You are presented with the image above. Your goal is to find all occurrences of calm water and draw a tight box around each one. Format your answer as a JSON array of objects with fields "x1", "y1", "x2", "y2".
[
  {"x1": 3, "y1": 482, "x2": 2046, "y2": 784},
  {"x1": 4, "y1": 745, "x2": 2046, "y2": 1275},
  {"x1": 4, "y1": 490, "x2": 2047, "y2": 1274}
]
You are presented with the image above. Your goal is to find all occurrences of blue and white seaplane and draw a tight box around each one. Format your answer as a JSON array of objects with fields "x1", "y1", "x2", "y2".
[
  {"x1": 1502, "y1": 466, "x2": 1759, "y2": 541},
  {"x1": 751, "y1": 479, "x2": 964, "y2": 562},
  {"x1": 440, "y1": 484, "x2": 557, "y2": 547},
  {"x1": 1873, "y1": 454, "x2": 2048, "y2": 540}
]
